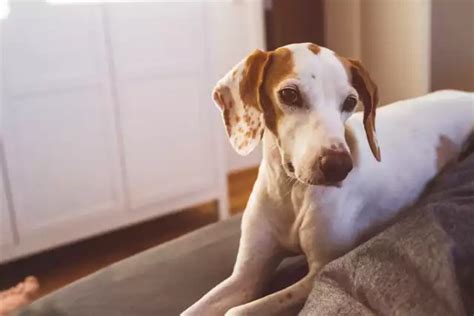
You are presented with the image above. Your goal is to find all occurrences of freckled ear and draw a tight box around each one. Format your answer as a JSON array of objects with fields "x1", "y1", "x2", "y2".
[
  {"x1": 212, "y1": 50, "x2": 270, "y2": 156},
  {"x1": 346, "y1": 58, "x2": 381, "y2": 162}
]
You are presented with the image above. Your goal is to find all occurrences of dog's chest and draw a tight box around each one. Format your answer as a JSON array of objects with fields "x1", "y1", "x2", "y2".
[
  {"x1": 277, "y1": 187, "x2": 363, "y2": 261},
  {"x1": 308, "y1": 193, "x2": 364, "y2": 259}
]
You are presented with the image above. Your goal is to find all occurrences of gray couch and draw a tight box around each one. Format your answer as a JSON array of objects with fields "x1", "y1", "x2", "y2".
[{"x1": 16, "y1": 153, "x2": 474, "y2": 316}]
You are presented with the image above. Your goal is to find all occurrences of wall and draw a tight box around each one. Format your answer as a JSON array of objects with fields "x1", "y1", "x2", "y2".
[
  {"x1": 265, "y1": 0, "x2": 324, "y2": 50},
  {"x1": 324, "y1": 0, "x2": 431, "y2": 105},
  {"x1": 324, "y1": 0, "x2": 361, "y2": 59},
  {"x1": 361, "y1": 0, "x2": 431, "y2": 104},
  {"x1": 431, "y1": 0, "x2": 474, "y2": 91}
]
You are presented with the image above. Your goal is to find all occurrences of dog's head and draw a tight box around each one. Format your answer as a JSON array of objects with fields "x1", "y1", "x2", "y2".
[{"x1": 213, "y1": 43, "x2": 380, "y2": 185}]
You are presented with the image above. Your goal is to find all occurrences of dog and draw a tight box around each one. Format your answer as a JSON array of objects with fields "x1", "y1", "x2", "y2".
[{"x1": 183, "y1": 43, "x2": 474, "y2": 316}]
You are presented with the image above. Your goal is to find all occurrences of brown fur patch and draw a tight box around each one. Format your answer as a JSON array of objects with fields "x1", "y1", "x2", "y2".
[
  {"x1": 436, "y1": 135, "x2": 458, "y2": 170},
  {"x1": 348, "y1": 59, "x2": 379, "y2": 112},
  {"x1": 213, "y1": 86, "x2": 234, "y2": 136},
  {"x1": 338, "y1": 56, "x2": 381, "y2": 161},
  {"x1": 251, "y1": 128, "x2": 258, "y2": 139},
  {"x1": 239, "y1": 50, "x2": 270, "y2": 110},
  {"x1": 307, "y1": 43, "x2": 321, "y2": 55},
  {"x1": 261, "y1": 47, "x2": 296, "y2": 135}
]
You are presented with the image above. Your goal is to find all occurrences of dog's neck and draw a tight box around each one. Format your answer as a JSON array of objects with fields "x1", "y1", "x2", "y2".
[{"x1": 260, "y1": 131, "x2": 325, "y2": 222}]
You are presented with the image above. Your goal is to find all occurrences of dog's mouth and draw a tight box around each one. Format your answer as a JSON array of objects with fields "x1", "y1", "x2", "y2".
[
  {"x1": 300, "y1": 177, "x2": 342, "y2": 188},
  {"x1": 312, "y1": 179, "x2": 342, "y2": 188},
  {"x1": 283, "y1": 161, "x2": 343, "y2": 187}
]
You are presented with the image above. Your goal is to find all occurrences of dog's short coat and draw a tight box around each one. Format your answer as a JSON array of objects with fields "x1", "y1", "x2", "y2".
[{"x1": 183, "y1": 43, "x2": 474, "y2": 316}]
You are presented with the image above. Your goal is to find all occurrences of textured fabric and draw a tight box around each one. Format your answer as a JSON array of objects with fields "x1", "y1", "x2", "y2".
[{"x1": 300, "y1": 153, "x2": 474, "y2": 316}]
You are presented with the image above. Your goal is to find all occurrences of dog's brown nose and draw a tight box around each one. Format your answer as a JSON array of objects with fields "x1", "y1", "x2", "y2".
[{"x1": 320, "y1": 150, "x2": 353, "y2": 183}]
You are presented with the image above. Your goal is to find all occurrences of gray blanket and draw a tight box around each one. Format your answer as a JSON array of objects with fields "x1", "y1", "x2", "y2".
[{"x1": 300, "y1": 153, "x2": 474, "y2": 315}]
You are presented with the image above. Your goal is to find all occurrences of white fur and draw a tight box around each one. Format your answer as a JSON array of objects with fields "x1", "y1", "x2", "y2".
[{"x1": 183, "y1": 43, "x2": 474, "y2": 316}]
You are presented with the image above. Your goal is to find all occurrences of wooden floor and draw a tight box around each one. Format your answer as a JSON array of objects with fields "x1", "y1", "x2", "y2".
[{"x1": 0, "y1": 167, "x2": 258, "y2": 298}]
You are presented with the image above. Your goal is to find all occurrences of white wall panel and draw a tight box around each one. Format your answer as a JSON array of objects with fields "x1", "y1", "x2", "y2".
[
  {"x1": 2, "y1": 2, "x2": 124, "y2": 234},
  {"x1": 106, "y1": 2, "x2": 215, "y2": 210}
]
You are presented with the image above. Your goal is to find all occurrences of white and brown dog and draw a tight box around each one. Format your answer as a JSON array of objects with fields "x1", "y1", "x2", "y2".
[{"x1": 183, "y1": 43, "x2": 474, "y2": 316}]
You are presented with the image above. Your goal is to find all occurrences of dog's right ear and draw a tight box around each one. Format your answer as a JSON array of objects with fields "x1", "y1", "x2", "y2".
[
  {"x1": 344, "y1": 58, "x2": 381, "y2": 162},
  {"x1": 212, "y1": 50, "x2": 270, "y2": 156}
]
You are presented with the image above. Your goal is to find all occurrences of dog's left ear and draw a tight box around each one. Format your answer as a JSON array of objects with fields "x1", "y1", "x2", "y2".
[{"x1": 346, "y1": 58, "x2": 381, "y2": 161}]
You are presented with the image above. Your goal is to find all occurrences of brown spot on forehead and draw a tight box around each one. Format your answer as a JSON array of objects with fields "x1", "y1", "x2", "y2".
[
  {"x1": 307, "y1": 43, "x2": 321, "y2": 55},
  {"x1": 261, "y1": 47, "x2": 296, "y2": 135}
]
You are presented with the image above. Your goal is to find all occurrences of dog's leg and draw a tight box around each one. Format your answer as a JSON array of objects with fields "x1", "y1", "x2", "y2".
[
  {"x1": 224, "y1": 264, "x2": 319, "y2": 316},
  {"x1": 225, "y1": 211, "x2": 323, "y2": 316},
  {"x1": 182, "y1": 202, "x2": 285, "y2": 316}
]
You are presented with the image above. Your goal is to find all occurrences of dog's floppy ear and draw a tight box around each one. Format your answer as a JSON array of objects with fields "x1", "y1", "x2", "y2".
[
  {"x1": 212, "y1": 50, "x2": 270, "y2": 155},
  {"x1": 346, "y1": 58, "x2": 381, "y2": 161}
]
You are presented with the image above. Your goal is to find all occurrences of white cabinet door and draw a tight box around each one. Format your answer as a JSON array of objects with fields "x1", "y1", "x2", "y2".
[
  {"x1": 2, "y1": 3, "x2": 124, "y2": 243},
  {"x1": 105, "y1": 3, "x2": 217, "y2": 211}
]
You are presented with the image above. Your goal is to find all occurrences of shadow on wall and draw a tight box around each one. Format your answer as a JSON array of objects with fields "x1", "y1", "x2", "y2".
[
  {"x1": 324, "y1": 0, "x2": 431, "y2": 105},
  {"x1": 431, "y1": 0, "x2": 474, "y2": 91}
]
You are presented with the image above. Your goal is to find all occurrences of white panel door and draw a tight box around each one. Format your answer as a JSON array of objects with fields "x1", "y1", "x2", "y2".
[
  {"x1": 2, "y1": 2, "x2": 124, "y2": 238},
  {"x1": 106, "y1": 2, "x2": 216, "y2": 210}
]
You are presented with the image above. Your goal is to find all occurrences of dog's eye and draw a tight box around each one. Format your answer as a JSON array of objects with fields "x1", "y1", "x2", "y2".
[
  {"x1": 279, "y1": 88, "x2": 302, "y2": 107},
  {"x1": 342, "y1": 95, "x2": 358, "y2": 112}
]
